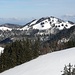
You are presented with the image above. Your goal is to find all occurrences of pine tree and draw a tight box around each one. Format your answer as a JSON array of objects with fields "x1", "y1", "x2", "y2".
[
  {"x1": 33, "y1": 38, "x2": 40, "y2": 58},
  {"x1": 62, "y1": 63, "x2": 75, "y2": 75},
  {"x1": 62, "y1": 65, "x2": 68, "y2": 75},
  {"x1": 72, "y1": 65, "x2": 75, "y2": 75},
  {"x1": 68, "y1": 63, "x2": 72, "y2": 75}
]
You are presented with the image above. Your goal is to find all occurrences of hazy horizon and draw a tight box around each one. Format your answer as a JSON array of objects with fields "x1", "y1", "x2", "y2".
[
  {"x1": 0, "y1": 0, "x2": 75, "y2": 18},
  {"x1": 0, "y1": 0, "x2": 75, "y2": 24}
]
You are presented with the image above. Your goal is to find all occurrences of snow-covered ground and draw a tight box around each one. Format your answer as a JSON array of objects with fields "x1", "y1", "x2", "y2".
[
  {"x1": 0, "y1": 47, "x2": 75, "y2": 75},
  {"x1": 0, "y1": 47, "x2": 4, "y2": 55},
  {"x1": 33, "y1": 19, "x2": 51, "y2": 30},
  {"x1": 0, "y1": 26, "x2": 12, "y2": 31}
]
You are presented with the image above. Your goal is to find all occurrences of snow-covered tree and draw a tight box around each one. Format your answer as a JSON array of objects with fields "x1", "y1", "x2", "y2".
[{"x1": 62, "y1": 63, "x2": 75, "y2": 75}]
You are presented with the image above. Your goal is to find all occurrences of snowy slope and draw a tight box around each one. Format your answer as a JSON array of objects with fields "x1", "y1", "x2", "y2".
[
  {"x1": 21, "y1": 16, "x2": 75, "y2": 30},
  {"x1": 0, "y1": 16, "x2": 74, "y2": 31},
  {"x1": 33, "y1": 19, "x2": 51, "y2": 30},
  {"x1": 0, "y1": 47, "x2": 4, "y2": 55},
  {"x1": 1, "y1": 47, "x2": 75, "y2": 75},
  {"x1": 21, "y1": 20, "x2": 38, "y2": 30},
  {"x1": 0, "y1": 26, "x2": 12, "y2": 31},
  {"x1": 55, "y1": 21, "x2": 74, "y2": 30}
]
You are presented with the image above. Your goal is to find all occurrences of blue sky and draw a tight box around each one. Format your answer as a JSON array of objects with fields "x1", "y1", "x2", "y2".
[{"x1": 0, "y1": 0, "x2": 75, "y2": 19}]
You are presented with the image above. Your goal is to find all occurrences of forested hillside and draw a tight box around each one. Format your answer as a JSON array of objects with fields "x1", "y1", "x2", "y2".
[{"x1": 0, "y1": 38, "x2": 75, "y2": 73}]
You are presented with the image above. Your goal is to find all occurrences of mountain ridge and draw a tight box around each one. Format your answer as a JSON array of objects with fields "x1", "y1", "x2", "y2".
[
  {"x1": 20, "y1": 16, "x2": 75, "y2": 31},
  {"x1": 0, "y1": 16, "x2": 74, "y2": 31},
  {"x1": 0, "y1": 16, "x2": 75, "y2": 43}
]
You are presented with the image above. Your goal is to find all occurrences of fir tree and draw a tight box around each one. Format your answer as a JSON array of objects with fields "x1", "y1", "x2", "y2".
[{"x1": 62, "y1": 63, "x2": 75, "y2": 75}]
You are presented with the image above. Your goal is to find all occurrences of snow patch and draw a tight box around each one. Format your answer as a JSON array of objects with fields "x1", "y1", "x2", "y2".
[
  {"x1": 0, "y1": 47, "x2": 4, "y2": 55},
  {"x1": 0, "y1": 26, "x2": 12, "y2": 31},
  {"x1": 33, "y1": 19, "x2": 51, "y2": 30}
]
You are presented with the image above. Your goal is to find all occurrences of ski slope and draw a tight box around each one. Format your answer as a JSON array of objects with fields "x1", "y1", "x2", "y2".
[{"x1": 0, "y1": 47, "x2": 75, "y2": 75}]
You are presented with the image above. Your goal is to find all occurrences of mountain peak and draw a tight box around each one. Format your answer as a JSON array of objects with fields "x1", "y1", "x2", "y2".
[{"x1": 21, "y1": 16, "x2": 75, "y2": 31}]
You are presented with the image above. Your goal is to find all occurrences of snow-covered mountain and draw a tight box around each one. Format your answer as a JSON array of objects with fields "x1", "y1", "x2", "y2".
[
  {"x1": 0, "y1": 47, "x2": 75, "y2": 75},
  {"x1": 0, "y1": 16, "x2": 74, "y2": 39},
  {"x1": 21, "y1": 16, "x2": 75, "y2": 30},
  {"x1": 0, "y1": 16, "x2": 74, "y2": 31}
]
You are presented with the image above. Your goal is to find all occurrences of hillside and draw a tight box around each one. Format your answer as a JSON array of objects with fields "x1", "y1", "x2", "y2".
[
  {"x1": 0, "y1": 16, "x2": 75, "y2": 44},
  {"x1": 0, "y1": 47, "x2": 75, "y2": 75}
]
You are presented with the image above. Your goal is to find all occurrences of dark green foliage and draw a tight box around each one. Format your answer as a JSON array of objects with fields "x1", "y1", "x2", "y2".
[
  {"x1": 62, "y1": 63, "x2": 75, "y2": 75},
  {"x1": 66, "y1": 41, "x2": 75, "y2": 48},
  {"x1": 47, "y1": 40, "x2": 75, "y2": 52},
  {"x1": 0, "y1": 39, "x2": 40, "y2": 73},
  {"x1": 32, "y1": 39, "x2": 40, "y2": 58}
]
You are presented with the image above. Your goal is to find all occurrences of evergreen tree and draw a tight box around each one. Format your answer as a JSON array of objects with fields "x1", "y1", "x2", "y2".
[
  {"x1": 72, "y1": 65, "x2": 75, "y2": 75},
  {"x1": 62, "y1": 65, "x2": 68, "y2": 75},
  {"x1": 62, "y1": 63, "x2": 75, "y2": 75},
  {"x1": 0, "y1": 39, "x2": 41, "y2": 73},
  {"x1": 33, "y1": 38, "x2": 40, "y2": 58}
]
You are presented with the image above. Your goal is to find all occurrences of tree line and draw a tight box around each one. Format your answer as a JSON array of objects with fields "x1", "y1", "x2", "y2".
[
  {"x1": 0, "y1": 39, "x2": 40, "y2": 72},
  {"x1": 62, "y1": 63, "x2": 75, "y2": 75},
  {"x1": 0, "y1": 38, "x2": 75, "y2": 73}
]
